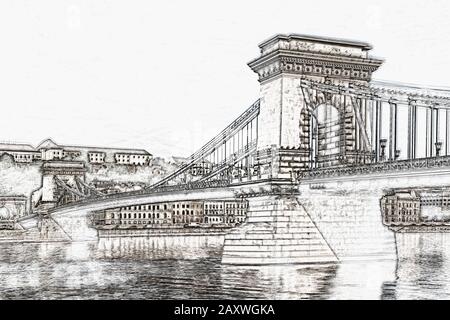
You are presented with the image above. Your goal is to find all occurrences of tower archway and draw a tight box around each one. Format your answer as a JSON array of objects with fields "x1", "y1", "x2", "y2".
[
  {"x1": 314, "y1": 103, "x2": 342, "y2": 168},
  {"x1": 303, "y1": 103, "x2": 343, "y2": 169}
]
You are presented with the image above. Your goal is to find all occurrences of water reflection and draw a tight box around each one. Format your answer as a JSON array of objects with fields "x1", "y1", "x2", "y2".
[
  {"x1": 95, "y1": 236, "x2": 224, "y2": 260},
  {"x1": 329, "y1": 259, "x2": 396, "y2": 299},
  {"x1": 220, "y1": 265, "x2": 338, "y2": 299},
  {"x1": 385, "y1": 233, "x2": 450, "y2": 300},
  {"x1": 0, "y1": 234, "x2": 449, "y2": 299}
]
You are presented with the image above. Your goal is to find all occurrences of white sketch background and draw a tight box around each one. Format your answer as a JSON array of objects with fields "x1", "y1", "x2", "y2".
[{"x1": 0, "y1": 0, "x2": 449, "y2": 157}]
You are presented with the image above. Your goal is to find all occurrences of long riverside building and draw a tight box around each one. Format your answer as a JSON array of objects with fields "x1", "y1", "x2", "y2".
[
  {"x1": 0, "y1": 138, "x2": 152, "y2": 166},
  {"x1": 92, "y1": 199, "x2": 248, "y2": 228}
]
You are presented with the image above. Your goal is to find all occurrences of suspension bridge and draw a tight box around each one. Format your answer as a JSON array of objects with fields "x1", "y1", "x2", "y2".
[{"x1": 18, "y1": 33, "x2": 450, "y2": 265}]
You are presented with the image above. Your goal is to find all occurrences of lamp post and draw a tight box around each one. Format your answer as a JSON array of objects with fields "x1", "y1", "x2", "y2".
[
  {"x1": 435, "y1": 141, "x2": 443, "y2": 157},
  {"x1": 380, "y1": 139, "x2": 387, "y2": 161},
  {"x1": 395, "y1": 149, "x2": 401, "y2": 161}
]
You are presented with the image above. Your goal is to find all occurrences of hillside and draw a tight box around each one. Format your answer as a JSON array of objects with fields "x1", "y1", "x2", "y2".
[
  {"x1": 0, "y1": 154, "x2": 42, "y2": 199},
  {"x1": 0, "y1": 154, "x2": 184, "y2": 204}
]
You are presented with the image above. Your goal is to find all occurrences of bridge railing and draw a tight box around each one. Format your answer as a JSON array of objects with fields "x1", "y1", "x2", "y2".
[
  {"x1": 199, "y1": 140, "x2": 257, "y2": 181},
  {"x1": 146, "y1": 100, "x2": 260, "y2": 190},
  {"x1": 47, "y1": 179, "x2": 231, "y2": 213},
  {"x1": 302, "y1": 155, "x2": 450, "y2": 180}
]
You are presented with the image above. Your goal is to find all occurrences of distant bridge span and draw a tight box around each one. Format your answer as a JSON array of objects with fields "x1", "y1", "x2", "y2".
[{"x1": 19, "y1": 187, "x2": 236, "y2": 240}]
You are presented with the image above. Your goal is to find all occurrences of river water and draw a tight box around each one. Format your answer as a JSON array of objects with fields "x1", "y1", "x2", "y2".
[{"x1": 0, "y1": 233, "x2": 449, "y2": 300}]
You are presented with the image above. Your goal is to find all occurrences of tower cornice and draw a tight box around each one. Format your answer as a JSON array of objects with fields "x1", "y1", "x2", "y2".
[{"x1": 249, "y1": 34, "x2": 383, "y2": 83}]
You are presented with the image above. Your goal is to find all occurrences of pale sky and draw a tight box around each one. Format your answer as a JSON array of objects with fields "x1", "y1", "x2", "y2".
[{"x1": 1, "y1": 0, "x2": 450, "y2": 157}]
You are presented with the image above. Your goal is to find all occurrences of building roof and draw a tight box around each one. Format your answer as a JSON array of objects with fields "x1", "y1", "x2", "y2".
[
  {"x1": 63, "y1": 145, "x2": 151, "y2": 155},
  {"x1": 1, "y1": 138, "x2": 152, "y2": 156},
  {"x1": 36, "y1": 138, "x2": 151, "y2": 156},
  {"x1": 0, "y1": 142, "x2": 36, "y2": 152},
  {"x1": 36, "y1": 138, "x2": 59, "y2": 150},
  {"x1": 396, "y1": 192, "x2": 417, "y2": 200}
]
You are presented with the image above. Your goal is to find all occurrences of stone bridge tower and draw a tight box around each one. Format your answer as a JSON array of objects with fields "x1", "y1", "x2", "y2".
[
  {"x1": 248, "y1": 34, "x2": 383, "y2": 173},
  {"x1": 222, "y1": 34, "x2": 385, "y2": 265},
  {"x1": 32, "y1": 161, "x2": 87, "y2": 213}
]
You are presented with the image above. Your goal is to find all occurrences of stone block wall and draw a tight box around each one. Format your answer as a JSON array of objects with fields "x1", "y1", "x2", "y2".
[
  {"x1": 222, "y1": 195, "x2": 338, "y2": 265},
  {"x1": 298, "y1": 186, "x2": 396, "y2": 261}
]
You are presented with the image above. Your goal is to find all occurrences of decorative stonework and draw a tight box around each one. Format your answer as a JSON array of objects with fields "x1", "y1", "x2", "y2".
[
  {"x1": 250, "y1": 34, "x2": 383, "y2": 83},
  {"x1": 42, "y1": 161, "x2": 86, "y2": 176},
  {"x1": 254, "y1": 56, "x2": 379, "y2": 83},
  {"x1": 302, "y1": 156, "x2": 450, "y2": 180}
]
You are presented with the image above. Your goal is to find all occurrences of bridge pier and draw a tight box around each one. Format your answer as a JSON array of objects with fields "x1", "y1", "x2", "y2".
[
  {"x1": 36, "y1": 216, "x2": 72, "y2": 241},
  {"x1": 221, "y1": 34, "x2": 392, "y2": 265},
  {"x1": 222, "y1": 184, "x2": 338, "y2": 265}
]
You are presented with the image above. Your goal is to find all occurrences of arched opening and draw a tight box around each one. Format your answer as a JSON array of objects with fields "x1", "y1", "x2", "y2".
[{"x1": 309, "y1": 104, "x2": 342, "y2": 168}]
